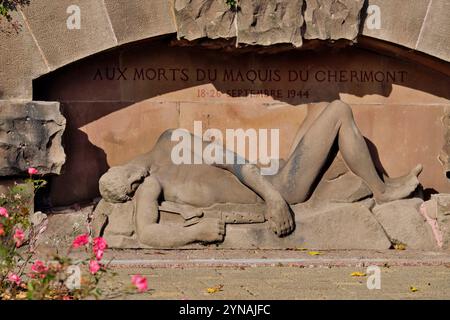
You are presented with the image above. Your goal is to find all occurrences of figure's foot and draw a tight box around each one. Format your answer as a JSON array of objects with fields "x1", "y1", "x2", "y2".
[
  {"x1": 375, "y1": 164, "x2": 422, "y2": 204},
  {"x1": 383, "y1": 164, "x2": 423, "y2": 186},
  {"x1": 192, "y1": 218, "x2": 225, "y2": 243},
  {"x1": 266, "y1": 199, "x2": 295, "y2": 237}
]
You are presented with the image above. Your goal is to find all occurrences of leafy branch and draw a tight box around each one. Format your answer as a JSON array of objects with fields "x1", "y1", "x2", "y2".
[
  {"x1": 0, "y1": 0, "x2": 31, "y2": 33},
  {"x1": 226, "y1": 0, "x2": 238, "y2": 11}
]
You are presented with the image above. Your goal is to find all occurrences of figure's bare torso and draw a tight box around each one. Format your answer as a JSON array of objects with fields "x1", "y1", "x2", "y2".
[{"x1": 152, "y1": 163, "x2": 262, "y2": 207}]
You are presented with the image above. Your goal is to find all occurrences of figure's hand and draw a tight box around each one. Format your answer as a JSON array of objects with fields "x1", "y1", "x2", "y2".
[
  {"x1": 266, "y1": 197, "x2": 295, "y2": 237},
  {"x1": 191, "y1": 218, "x2": 225, "y2": 243}
]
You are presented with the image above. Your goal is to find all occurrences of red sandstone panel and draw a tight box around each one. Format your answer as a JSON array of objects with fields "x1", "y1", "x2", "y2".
[{"x1": 33, "y1": 40, "x2": 450, "y2": 205}]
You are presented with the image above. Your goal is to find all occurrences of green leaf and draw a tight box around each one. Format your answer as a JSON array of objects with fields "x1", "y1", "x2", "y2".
[{"x1": 0, "y1": 5, "x2": 8, "y2": 17}]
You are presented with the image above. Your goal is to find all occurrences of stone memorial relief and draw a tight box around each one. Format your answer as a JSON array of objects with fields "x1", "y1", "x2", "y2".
[
  {"x1": 92, "y1": 100, "x2": 431, "y2": 250},
  {"x1": 24, "y1": 0, "x2": 450, "y2": 251},
  {"x1": 2, "y1": 0, "x2": 450, "y2": 302}
]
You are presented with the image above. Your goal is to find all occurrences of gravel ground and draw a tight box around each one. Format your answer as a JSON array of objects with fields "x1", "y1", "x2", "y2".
[
  {"x1": 102, "y1": 265, "x2": 450, "y2": 300},
  {"x1": 86, "y1": 249, "x2": 450, "y2": 300}
]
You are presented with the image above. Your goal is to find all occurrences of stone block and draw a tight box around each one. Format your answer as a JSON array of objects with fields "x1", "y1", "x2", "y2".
[
  {"x1": 93, "y1": 199, "x2": 137, "y2": 249},
  {"x1": 415, "y1": 0, "x2": 450, "y2": 62},
  {"x1": 424, "y1": 194, "x2": 450, "y2": 250},
  {"x1": 303, "y1": 0, "x2": 365, "y2": 40},
  {"x1": 174, "y1": 0, "x2": 237, "y2": 40},
  {"x1": 237, "y1": 0, "x2": 303, "y2": 47},
  {"x1": 21, "y1": 0, "x2": 117, "y2": 70},
  {"x1": 362, "y1": 0, "x2": 430, "y2": 49},
  {"x1": 104, "y1": 0, "x2": 176, "y2": 45},
  {"x1": 34, "y1": 208, "x2": 91, "y2": 255},
  {"x1": 0, "y1": 11, "x2": 48, "y2": 99},
  {"x1": 373, "y1": 198, "x2": 438, "y2": 250},
  {"x1": 220, "y1": 202, "x2": 391, "y2": 250},
  {"x1": 0, "y1": 101, "x2": 66, "y2": 176}
]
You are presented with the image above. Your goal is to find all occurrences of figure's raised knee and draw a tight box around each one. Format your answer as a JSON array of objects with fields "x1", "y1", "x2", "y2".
[
  {"x1": 153, "y1": 128, "x2": 180, "y2": 152},
  {"x1": 328, "y1": 100, "x2": 354, "y2": 119},
  {"x1": 158, "y1": 128, "x2": 177, "y2": 142}
]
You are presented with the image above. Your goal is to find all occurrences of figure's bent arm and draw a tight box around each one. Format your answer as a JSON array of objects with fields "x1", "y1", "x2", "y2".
[
  {"x1": 134, "y1": 175, "x2": 225, "y2": 247},
  {"x1": 134, "y1": 176, "x2": 197, "y2": 247}
]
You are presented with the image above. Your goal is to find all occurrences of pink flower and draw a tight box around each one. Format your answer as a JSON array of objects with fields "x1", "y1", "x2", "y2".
[
  {"x1": 93, "y1": 237, "x2": 107, "y2": 250},
  {"x1": 131, "y1": 275, "x2": 148, "y2": 292},
  {"x1": 7, "y1": 273, "x2": 21, "y2": 286},
  {"x1": 13, "y1": 228, "x2": 25, "y2": 247},
  {"x1": 0, "y1": 207, "x2": 8, "y2": 218},
  {"x1": 72, "y1": 234, "x2": 89, "y2": 248},
  {"x1": 31, "y1": 260, "x2": 49, "y2": 274},
  {"x1": 28, "y1": 167, "x2": 39, "y2": 175},
  {"x1": 89, "y1": 260, "x2": 101, "y2": 274},
  {"x1": 95, "y1": 249, "x2": 105, "y2": 261},
  {"x1": 93, "y1": 237, "x2": 107, "y2": 261}
]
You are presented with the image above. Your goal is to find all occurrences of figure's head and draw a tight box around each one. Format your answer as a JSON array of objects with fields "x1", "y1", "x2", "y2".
[{"x1": 99, "y1": 166, "x2": 144, "y2": 203}]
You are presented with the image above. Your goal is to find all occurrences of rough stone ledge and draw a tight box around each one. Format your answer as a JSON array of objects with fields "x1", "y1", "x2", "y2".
[
  {"x1": 0, "y1": 100, "x2": 66, "y2": 176},
  {"x1": 40, "y1": 196, "x2": 447, "y2": 252},
  {"x1": 34, "y1": 246, "x2": 450, "y2": 268},
  {"x1": 105, "y1": 256, "x2": 450, "y2": 268},
  {"x1": 174, "y1": 0, "x2": 365, "y2": 46}
]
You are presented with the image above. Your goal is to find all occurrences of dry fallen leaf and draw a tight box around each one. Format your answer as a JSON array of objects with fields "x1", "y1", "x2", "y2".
[
  {"x1": 15, "y1": 292, "x2": 27, "y2": 300},
  {"x1": 394, "y1": 243, "x2": 406, "y2": 250},
  {"x1": 410, "y1": 286, "x2": 418, "y2": 292},
  {"x1": 351, "y1": 272, "x2": 367, "y2": 277},
  {"x1": 0, "y1": 293, "x2": 11, "y2": 300},
  {"x1": 206, "y1": 285, "x2": 223, "y2": 294},
  {"x1": 295, "y1": 247, "x2": 308, "y2": 251},
  {"x1": 308, "y1": 251, "x2": 322, "y2": 256}
]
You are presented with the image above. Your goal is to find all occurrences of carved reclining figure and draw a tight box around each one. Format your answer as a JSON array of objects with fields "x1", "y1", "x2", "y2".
[{"x1": 92, "y1": 100, "x2": 422, "y2": 248}]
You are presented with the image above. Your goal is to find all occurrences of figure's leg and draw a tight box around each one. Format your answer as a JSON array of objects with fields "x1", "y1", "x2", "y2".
[
  {"x1": 287, "y1": 102, "x2": 329, "y2": 158},
  {"x1": 272, "y1": 100, "x2": 420, "y2": 204},
  {"x1": 134, "y1": 176, "x2": 225, "y2": 247}
]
